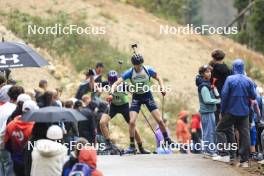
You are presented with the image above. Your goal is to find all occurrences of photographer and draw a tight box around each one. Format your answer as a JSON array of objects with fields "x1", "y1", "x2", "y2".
[
  {"x1": 75, "y1": 68, "x2": 95, "y2": 100},
  {"x1": 75, "y1": 63, "x2": 105, "y2": 100}
]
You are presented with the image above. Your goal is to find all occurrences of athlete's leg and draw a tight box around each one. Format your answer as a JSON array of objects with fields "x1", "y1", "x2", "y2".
[
  {"x1": 129, "y1": 111, "x2": 139, "y2": 147},
  {"x1": 122, "y1": 104, "x2": 150, "y2": 154},
  {"x1": 151, "y1": 109, "x2": 167, "y2": 133},
  {"x1": 145, "y1": 97, "x2": 172, "y2": 144},
  {"x1": 99, "y1": 113, "x2": 112, "y2": 140},
  {"x1": 122, "y1": 103, "x2": 142, "y2": 144}
]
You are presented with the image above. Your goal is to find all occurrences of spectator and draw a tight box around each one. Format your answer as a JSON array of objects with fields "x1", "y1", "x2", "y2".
[
  {"x1": 35, "y1": 80, "x2": 48, "y2": 101},
  {"x1": 75, "y1": 62, "x2": 105, "y2": 100},
  {"x1": 78, "y1": 147, "x2": 103, "y2": 176},
  {"x1": 0, "y1": 85, "x2": 11, "y2": 105},
  {"x1": 30, "y1": 125, "x2": 67, "y2": 176},
  {"x1": 75, "y1": 69, "x2": 95, "y2": 100},
  {"x1": 74, "y1": 100, "x2": 83, "y2": 110},
  {"x1": 82, "y1": 94, "x2": 91, "y2": 107},
  {"x1": 51, "y1": 89, "x2": 63, "y2": 107},
  {"x1": 176, "y1": 111, "x2": 191, "y2": 153},
  {"x1": 249, "y1": 99, "x2": 261, "y2": 160},
  {"x1": 213, "y1": 59, "x2": 256, "y2": 168},
  {"x1": 191, "y1": 114, "x2": 202, "y2": 154},
  {"x1": 196, "y1": 65, "x2": 220, "y2": 158},
  {"x1": 79, "y1": 106, "x2": 96, "y2": 144},
  {"x1": 209, "y1": 49, "x2": 231, "y2": 124},
  {"x1": 5, "y1": 100, "x2": 38, "y2": 176},
  {"x1": 37, "y1": 91, "x2": 53, "y2": 108},
  {"x1": 62, "y1": 138, "x2": 89, "y2": 176},
  {"x1": 64, "y1": 100, "x2": 74, "y2": 109},
  {"x1": 0, "y1": 85, "x2": 24, "y2": 176},
  {"x1": 7, "y1": 93, "x2": 31, "y2": 123},
  {"x1": 256, "y1": 87, "x2": 264, "y2": 154},
  {"x1": 0, "y1": 75, "x2": 6, "y2": 106}
]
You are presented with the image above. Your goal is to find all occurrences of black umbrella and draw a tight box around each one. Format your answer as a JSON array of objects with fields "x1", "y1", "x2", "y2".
[
  {"x1": 21, "y1": 106, "x2": 87, "y2": 123},
  {"x1": 0, "y1": 41, "x2": 49, "y2": 69}
]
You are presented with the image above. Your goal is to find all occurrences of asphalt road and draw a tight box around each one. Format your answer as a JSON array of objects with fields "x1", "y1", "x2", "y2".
[{"x1": 97, "y1": 154, "x2": 248, "y2": 176}]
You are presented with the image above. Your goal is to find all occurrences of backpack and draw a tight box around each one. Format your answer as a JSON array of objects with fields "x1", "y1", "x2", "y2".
[{"x1": 69, "y1": 163, "x2": 93, "y2": 176}]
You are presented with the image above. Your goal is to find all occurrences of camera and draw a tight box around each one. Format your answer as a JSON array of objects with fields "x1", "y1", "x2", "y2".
[{"x1": 85, "y1": 69, "x2": 95, "y2": 76}]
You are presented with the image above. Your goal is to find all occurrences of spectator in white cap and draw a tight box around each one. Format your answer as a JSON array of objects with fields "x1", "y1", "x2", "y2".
[
  {"x1": 7, "y1": 93, "x2": 32, "y2": 124},
  {"x1": 30, "y1": 125, "x2": 67, "y2": 176},
  {"x1": 5, "y1": 100, "x2": 38, "y2": 176},
  {"x1": 22, "y1": 100, "x2": 39, "y2": 113}
]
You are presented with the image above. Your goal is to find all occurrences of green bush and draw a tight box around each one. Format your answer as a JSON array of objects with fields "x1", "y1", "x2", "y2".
[{"x1": 4, "y1": 10, "x2": 130, "y2": 73}]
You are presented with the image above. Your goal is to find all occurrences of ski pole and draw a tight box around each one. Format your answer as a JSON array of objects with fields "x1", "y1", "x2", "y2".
[{"x1": 162, "y1": 96, "x2": 165, "y2": 120}]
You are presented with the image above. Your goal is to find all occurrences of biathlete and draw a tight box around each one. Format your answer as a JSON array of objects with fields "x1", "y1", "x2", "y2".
[
  {"x1": 100, "y1": 70, "x2": 150, "y2": 154},
  {"x1": 108, "y1": 54, "x2": 173, "y2": 154}
]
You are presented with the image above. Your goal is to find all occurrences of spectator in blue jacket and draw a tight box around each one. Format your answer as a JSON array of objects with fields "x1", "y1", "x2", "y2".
[{"x1": 213, "y1": 59, "x2": 256, "y2": 168}]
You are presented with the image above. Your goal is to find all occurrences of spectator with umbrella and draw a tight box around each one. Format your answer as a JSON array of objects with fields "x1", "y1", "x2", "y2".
[
  {"x1": 22, "y1": 106, "x2": 87, "y2": 176},
  {"x1": 30, "y1": 125, "x2": 68, "y2": 176}
]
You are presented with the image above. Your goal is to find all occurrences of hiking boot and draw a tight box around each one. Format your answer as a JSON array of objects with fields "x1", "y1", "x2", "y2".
[
  {"x1": 139, "y1": 147, "x2": 151, "y2": 154},
  {"x1": 212, "y1": 155, "x2": 230, "y2": 163},
  {"x1": 229, "y1": 157, "x2": 236, "y2": 165},
  {"x1": 124, "y1": 146, "x2": 137, "y2": 155},
  {"x1": 236, "y1": 161, "x2": 249, "y2": 168}
]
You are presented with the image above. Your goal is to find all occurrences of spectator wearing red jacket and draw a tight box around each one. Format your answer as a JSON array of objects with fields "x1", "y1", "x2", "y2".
[
  {"x1": 5, "y1": 100, "x2": 39, "y2": 176},
  {"x1": 191, "y1": 114, "x2": 202, "y2": 154}
]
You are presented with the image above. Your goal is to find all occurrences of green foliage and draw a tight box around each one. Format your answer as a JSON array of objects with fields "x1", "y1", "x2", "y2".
[
  {"x1": 233, "y1": 0, "x2": 264, "y2": 54},
  {"x1": 232, "y1": 30, "x2": 250, "y2": 45},
  {"x1": 117, "y1": 0, "x2": 188, "y2": 23},
  {"x1": 4, "y1": 10, "x2": 130, "y2": 73},
  {"x1": 234, "y1": 0, "x2": 250, "y2": 11},
  {"x1": 184, "y1": 0, "x2": 203, "y2": 25},
  {"x1": 245, "y1": 59, "x2": 264, "y2": 83},
  {"x1": 250, "y1": 0, "x2": 264, "y2": 53}
]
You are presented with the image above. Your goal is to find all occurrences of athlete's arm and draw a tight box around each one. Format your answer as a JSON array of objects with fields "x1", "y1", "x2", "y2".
[
  {"x1": 106, "y1": 77, "x2": 124, "y2": 102},
  {"x1": 110, "y1": 77, "x2": 123, "y2": 94},
  {"x1": 153, "y1": 74, "x2": 166, "y2": 96}
]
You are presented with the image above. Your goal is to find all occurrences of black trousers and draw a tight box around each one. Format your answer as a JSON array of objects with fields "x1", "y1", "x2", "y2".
[{"x1": 216, "y1": 113, "x2": 250, "y2": 163}]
